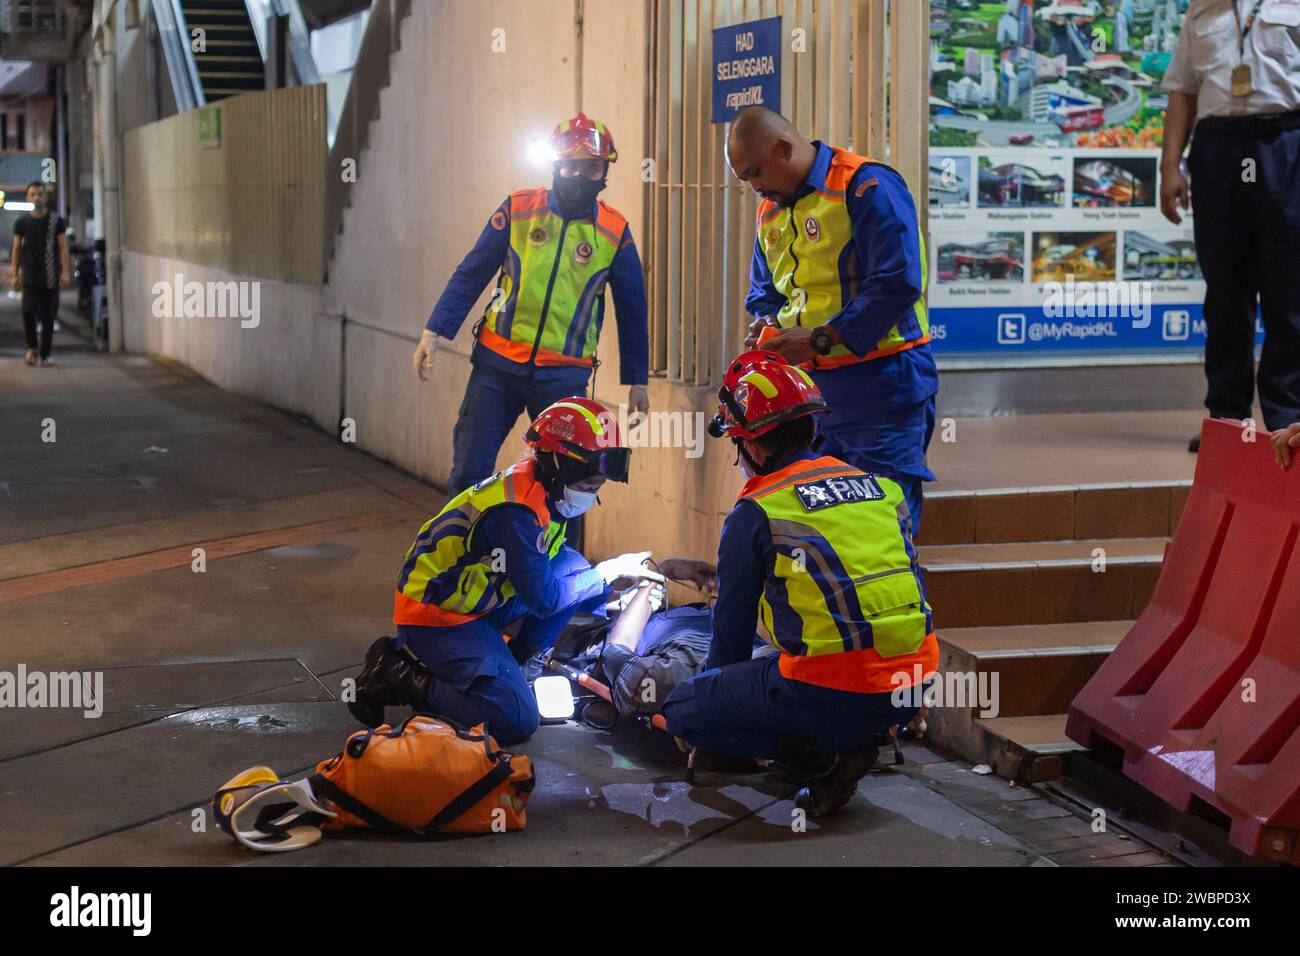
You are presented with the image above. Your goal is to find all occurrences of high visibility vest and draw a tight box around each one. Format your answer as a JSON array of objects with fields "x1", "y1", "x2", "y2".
[
  {"x1": 477, "y1": 187, "x2": 628, "y2": 368},
  {"x1": 756, "y1": 147, "x2": 930, "y2": 368},
  {"x1": 393, "y1": 459, "x2": 566, "y2": 627},
  {"x1": 740, "y1": 455, "x2": 938, "y2": 693}
]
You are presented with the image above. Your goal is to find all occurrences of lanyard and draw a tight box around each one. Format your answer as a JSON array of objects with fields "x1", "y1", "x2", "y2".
[{"x1": 1233, "y1": 0, "x2": 1267, "y2": 57}]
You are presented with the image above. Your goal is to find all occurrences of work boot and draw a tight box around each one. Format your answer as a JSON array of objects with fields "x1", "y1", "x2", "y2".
[
  {"x1": 769, "y1": 734, "x2": 836, "y2": 784},
  {"x1": 347, "y1": 636, "x2": 434, "y2": 727},
  {"x1": 794, "y1": 744, "x2": 879, "y2": 818}
]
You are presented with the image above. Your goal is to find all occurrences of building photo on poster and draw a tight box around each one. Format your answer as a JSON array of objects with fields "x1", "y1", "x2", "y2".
[{"x1": 926, "y1": 0, "x2": 1257, "y2": 356}]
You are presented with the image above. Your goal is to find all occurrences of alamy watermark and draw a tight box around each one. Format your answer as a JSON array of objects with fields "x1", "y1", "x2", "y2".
[
  {"x1": 151, "y1": 273, "x2": 260, "y2": 328},
  {"x1": 891, "y1": 665, "x2": 1000, "y2": 719},
  {"x1": 1043, "y1": 277, "x2": 1152, "y2": 328},
  {"x1": 0, "y1": 664, "x2": 104, "y2": 718},
  {"x1": 597, "y1": 404, "x2": 708, "y2": 460}
]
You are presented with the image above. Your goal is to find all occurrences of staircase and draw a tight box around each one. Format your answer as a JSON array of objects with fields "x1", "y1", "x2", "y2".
[
  {"x1": 323, "y1": 0, "x2": 413, "y2": 273},
  {"x1": 916, "y1": 480, "x2": 1192, "y2": 783},
  {"x1": 180, "y1": 0, "x2": 263, "y2": 102}
]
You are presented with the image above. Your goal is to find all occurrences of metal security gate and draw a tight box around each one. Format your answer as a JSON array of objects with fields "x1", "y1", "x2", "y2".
[{"x1": 645, "y1": 0, "x2": 927, "y2": 387}]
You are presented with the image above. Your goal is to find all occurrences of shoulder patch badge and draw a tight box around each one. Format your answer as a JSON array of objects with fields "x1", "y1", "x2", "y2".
[
  {"x1": 490, "y1": 210, "x2": 507, "y2": 231},
  {"x1": 804, "y1": 216, "x2": 820, "y2": 242},
  {"x1": 529, "y1": 227, "x2": 548, "y2": 246},
  {"x1": 794, "y1": 475, "x2": 884, "y2": 511},
  {"x1": 574, "y1": 240, "x2": 593, "y2": 264}
]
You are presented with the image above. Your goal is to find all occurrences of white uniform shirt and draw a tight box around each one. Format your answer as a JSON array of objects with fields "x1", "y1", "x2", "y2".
[{"x1": 1164, "y1": 0, "x2": 1300, "y2": 118}]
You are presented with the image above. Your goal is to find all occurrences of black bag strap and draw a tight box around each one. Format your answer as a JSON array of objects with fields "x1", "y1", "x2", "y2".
[
  {"x1": 308, "y1": 773, "x2": 408, "y2": 834},
  {"x1": 307, "y1": 755, "x2": 519, "y2": 837},
  {"x1": 421, "y1": 756, "x2": 515, "y2": 833}
]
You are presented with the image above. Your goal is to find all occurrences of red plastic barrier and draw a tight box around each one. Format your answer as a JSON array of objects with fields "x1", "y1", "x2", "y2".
[{"x1": 1066, "y1": 418, "x2": 1300, "y2": 864}]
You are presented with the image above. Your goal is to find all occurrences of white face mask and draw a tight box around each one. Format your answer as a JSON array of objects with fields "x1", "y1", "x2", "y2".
[{"x1": 554, "y1": 487, "x2": 598, "y2": 518}]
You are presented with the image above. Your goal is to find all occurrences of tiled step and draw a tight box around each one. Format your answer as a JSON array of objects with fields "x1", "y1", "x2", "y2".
[
  {"x1": 921, "y1": 537, "x2": 1165, "y2": 629},
  {"x1": 918, "y1": 480, "x2": 1192, "y2": 547},
  {"x1": 923, "y1": 622, "x2": 1129, "y2": 781},
  {"x1": 980, "y1": 715, "x2": 1084, "y2": 783}
]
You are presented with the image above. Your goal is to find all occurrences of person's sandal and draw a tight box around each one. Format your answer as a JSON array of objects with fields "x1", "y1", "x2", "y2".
[{"x1": 24, "y1": 349, "x2": 37, "y2": 366}]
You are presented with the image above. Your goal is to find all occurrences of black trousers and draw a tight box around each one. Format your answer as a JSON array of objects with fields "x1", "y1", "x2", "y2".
[
  {"x1": 1189, "y1": 120, "x2": 1300, "y2": 432},
  {"x1": 21, "y1": 286, "x2": 59, "y2": 360}
]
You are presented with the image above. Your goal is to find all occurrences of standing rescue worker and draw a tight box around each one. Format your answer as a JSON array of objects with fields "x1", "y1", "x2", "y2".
[
  {"x1": 1160, "y1": 0, "x2": 1300, "y2": 452},
  {"x1": 725, "y1": 107, "x2": 937, "y2": 534},
  {"x1": 413, "y1": 114, "x2": 650, "y2": 494},
  {"x1": 349, "y1": 397, "x2": 657, "y2": 744},
  {"x1": 660, "y1": 351, "x2": 938, "y2": 817}
]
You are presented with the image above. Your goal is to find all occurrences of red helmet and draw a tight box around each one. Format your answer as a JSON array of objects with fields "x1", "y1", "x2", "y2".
[
  {"x1": 525, "y1": 397, "x2": 630, "y2": 482},
  {"x1": 708, "y1": 351, "x2": 827, "y2": 441},
  {"x1": 550, "y1": 113, "x2": 618, "y2": 163}
]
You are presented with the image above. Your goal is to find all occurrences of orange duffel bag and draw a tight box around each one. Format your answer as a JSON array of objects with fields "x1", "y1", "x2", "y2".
[{"x1": 309, "y1": 715, "x2": 535, "y2": 835}]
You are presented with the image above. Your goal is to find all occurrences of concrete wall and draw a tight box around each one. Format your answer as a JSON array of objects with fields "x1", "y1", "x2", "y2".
[
  {"x1": 319, "y1": 0, "x2": 743, "y2": 563},
  {"x1": 122, "y1": 250, "x2": 337, "y2": 429},
  {"x1": 121, "y1": 0, "x2": 744, "y2": 566}
]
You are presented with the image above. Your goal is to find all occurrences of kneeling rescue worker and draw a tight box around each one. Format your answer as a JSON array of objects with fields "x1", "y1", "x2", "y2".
[
  {"x1": 350, "y1": 397, "x2": 644, "y2": 745},
  {"x1": 660, "y1": 351, "x2": 938, "y2": 816}
]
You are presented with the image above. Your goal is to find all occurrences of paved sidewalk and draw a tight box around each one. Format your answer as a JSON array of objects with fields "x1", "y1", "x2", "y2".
[{"x1": 0, "y1": 298, "x2": 1180, "y2": 867}]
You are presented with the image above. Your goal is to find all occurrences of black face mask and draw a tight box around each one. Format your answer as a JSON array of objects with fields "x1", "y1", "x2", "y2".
[{"x1": 552, "y1": 170, "x2": 606, "y2": 217}]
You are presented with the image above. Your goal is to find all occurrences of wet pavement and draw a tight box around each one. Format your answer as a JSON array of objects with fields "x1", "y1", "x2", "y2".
[{"x1": 0, "y1": 296, "x2": 1156, "y2": 867}]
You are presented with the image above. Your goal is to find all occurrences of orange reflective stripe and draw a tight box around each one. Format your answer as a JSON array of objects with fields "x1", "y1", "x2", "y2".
[
  {"x1": 510, "y1": 187, "x2": 549, "y2": 217},
  {"x1": 778, "y1": 632, "x2": 939, "y2": 693},
  {"x1": 392, "y1": 590, "x2": 481, "y2": 627},
  {"x1": 478, "y1": 321, "x2": 594, "y2": 368},
  {"x1": 803, "y1": 334, "x2": 932, "y2": 370},
  {"x1": 757, "y1": 200, "x2": 783, "y2": 226},
  {"x1": 594, "y1": 202, "x2": 627, "y2": 246},
  {"x1": 738, "y1": 455, "x2": 858, "y2": 501}
]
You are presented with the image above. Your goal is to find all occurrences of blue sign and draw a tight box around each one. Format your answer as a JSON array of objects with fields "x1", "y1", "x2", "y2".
[
  {"x1": 712, "y1": 17, "x2": 782, "y2": 123},
  {"x1": 929, "y1": 304, "x2": 1264, "y2": 355}
]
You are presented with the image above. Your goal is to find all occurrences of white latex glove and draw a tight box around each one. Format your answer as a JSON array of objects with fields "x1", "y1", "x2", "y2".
[
  {"x1": 606, "y1": 580, "x2": 665, "y2": 614},
  {"x1": 595, "y1": 550, "x2": 665, "y2": 586},
  {"x1": 413, "y1": 329, "x2": 439, "y2": 381}
]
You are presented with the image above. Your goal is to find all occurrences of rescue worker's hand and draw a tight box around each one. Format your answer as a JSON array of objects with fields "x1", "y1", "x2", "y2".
[
  {"x1": 596, "y1": 550, "x2": 666, "y2": 588},
  {"x1": 744, "y1": 314, "x2": 777, "y2": 348},
  {"x1": 657, "y1": 556, "x2": 717, "y2": 593},
  {"x1": 765, "y1": 326, "x2": 818, "y2": 365},
  {"x1": 606, "y1": 579, "x2": 665, "y2": 614},
  {"x1": 59, "y1": 272, "x2": 71, "y2": 290},
  {"x1": 412, "y1": 329, "x2": 439, "y2": 381},
  {"x1": 628, "y1": 384, "x2": 649, "y2": 419},
  {"x1": 1159, "y1": 166, "x2": 1189, "y2": 226},
  {"x1": 1271, "y1": 423, "x2": 1300, "y2": 470}
]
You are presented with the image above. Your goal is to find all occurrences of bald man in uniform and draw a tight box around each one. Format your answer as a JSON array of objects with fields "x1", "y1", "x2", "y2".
[
  {"x1": 726, "y1": 107, "x2": 937, "y2": 533},
  {"x1": 1161, "y1": 0, "x2": 1300, "y2": 452}
]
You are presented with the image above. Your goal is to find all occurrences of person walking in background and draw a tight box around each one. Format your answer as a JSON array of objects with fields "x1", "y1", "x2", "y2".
[
  {"x1": 10, "y1": 182, "x2": 71, "y2": 367},
  {"x1": 1160, "y1": 0, "x2": 1300, "y2": 452}
]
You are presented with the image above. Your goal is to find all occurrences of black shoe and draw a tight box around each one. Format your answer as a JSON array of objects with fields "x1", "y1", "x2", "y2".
[
  {"x1": 769, "y1": 734, "x2": 836, "y2": 784},
  {"x1": 347, "y1": 636, "x2": 433, "y2": 727},
  {"x1": 794, "y1": 745, "x2": 879, "y2": 817},
  {"x1": 1188, "y1": 434, "x2": 1200, "y2": 453}
]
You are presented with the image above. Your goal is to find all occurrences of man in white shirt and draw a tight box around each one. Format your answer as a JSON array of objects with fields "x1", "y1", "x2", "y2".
[{"x1": 1160, "y1": 0, "x2": 1300, "y2": 452}]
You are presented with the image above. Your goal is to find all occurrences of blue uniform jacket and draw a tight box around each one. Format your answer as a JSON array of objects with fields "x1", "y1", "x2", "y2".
[{"x1": 427, "y1": 190, "x2": 649, "y2": 387}]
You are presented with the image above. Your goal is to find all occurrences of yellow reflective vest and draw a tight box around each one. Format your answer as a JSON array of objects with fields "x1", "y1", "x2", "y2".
[
  {"x1": 393, "y1": 459, "x2": 565, "y2": 627},
  {"x1": 739, "y1": 454, "x2": 938, "y2": 692},
  {"x1": 755, "y1": 147, "x2": 930, "y2": 367},
  {"x1": 477, "y1": 187, "x2": 629, "y2": 368}
]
